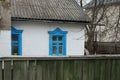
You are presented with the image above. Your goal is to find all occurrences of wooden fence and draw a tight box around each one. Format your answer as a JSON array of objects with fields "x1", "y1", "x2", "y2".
[{"x1": 0, "y1": 56, "x2": 120, "y2": 80}]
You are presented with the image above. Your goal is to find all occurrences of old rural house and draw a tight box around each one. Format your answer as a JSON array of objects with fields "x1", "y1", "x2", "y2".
[
  {"x1": 84, "y1": 0, "x2": 120, "y2": 54},
  {"x1": 0, "y1": 0, "x2": 90, "y2": 57}
]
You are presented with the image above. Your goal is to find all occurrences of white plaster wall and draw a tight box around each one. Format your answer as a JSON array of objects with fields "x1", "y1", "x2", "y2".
[
  {"x1": 12, "y1": 21, "x2": 85, "y2": 57},
  {"x1": 0, "y1": 30, "x2": 11, "y2": 57}
]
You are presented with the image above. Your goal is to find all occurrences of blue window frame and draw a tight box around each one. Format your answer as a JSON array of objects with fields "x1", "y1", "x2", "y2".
[
  {"x1": 11, "y1": 27, "x2": 23, "y2": 56},
  {"x1": 48, "y1": 28, "x2": 68, "y2": 56}
]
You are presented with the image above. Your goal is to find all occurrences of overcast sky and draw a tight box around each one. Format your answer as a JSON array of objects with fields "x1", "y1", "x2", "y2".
[
  {"x1": 86, "y1": 0, "x2": 91, "y2": 3},
  {"x1": 75, "y1": 0, "x2": 91, "y2": 5},
  {"x1": 83, "y1": 0, "x2": 91, "y2": 4}
]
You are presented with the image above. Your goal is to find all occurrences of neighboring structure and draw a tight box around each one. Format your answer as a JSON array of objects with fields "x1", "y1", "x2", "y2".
[
  {"x1": 0, "y1": 0, "x2": 90, "y2": 57},
  {"x1": 85, "y1": 0, "x2": 120, "y2": 54},
  {"x1": 85, "y1": 0, "x2": 120, "y2": 42}
]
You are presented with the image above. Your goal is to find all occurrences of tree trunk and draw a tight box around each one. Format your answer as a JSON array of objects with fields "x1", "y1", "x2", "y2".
[{"x1": 86, "y1": 31, "x2": 95, "y2": 54}]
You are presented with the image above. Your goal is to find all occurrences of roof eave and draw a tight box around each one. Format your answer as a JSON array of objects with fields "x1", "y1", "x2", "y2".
[{"x1": 11, "y1": 17, "x2": 91, "y2": 24}]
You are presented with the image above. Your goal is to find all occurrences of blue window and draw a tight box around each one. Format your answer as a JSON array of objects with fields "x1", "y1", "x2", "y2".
[
  {"x1": 48, "y1": 28, "x2": 68, "y2": 56},
  {"x1": 11, "y1": 27, "x2": 23, "y2": 56}
]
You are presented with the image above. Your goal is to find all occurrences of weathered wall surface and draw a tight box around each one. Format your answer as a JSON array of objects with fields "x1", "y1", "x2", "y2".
[{"x1": 0, "y1": 0, "x2": 11, "y2": 30}]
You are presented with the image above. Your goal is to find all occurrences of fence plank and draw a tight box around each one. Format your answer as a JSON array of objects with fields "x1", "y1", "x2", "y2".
[
  {"x1": 116, "y1": 60, "x2": 120, "y2": 80},
  {"x1": 83, "y1": 60, "x2": 89, "y2": 80},
  {"x1": 100, "y1": 60, "x2": 106, "y2": 80},
  {"x1": 63, "y1": 60, "x2": 75, "y2": 80},
  {"x1": 94, "y1": 60, "x2": 100, "y2": 80},
  {"x1": 111, "y1": 60, "x2": 116, "y2": 80},
  {"x1": 13, "y1": 61, "x2": 27, "y2": 80},
  {"x1": 105, "y1": 59, "x2": 111, "y2": 80},
  {"x1": 0, "y1": 61, "x2": 2, "y2": 80},
  {"x1": 75, "y1": 60, "x2": 83, "y2": 80},
  {"x1": 36, "y1": 61, "x2": 43, "y2": 80},
  {"x1": 70, "y1": 60, "x2": 78, "y2": 80},
  {"x1": 56, "y1": 61, "x2": 63, "y2": 80},
  {"x1": 4, "y1": 61, "x2": 11, "y2": 80},
  {"x1": 88, "y1": 60, "x2": 95, "y2": 80},
  {"x1": 37, "y1": 61, "x2": 56, "y2": 80},
  {"x1": 48, "y1": 61, "x2": 56, "y2": 80},
  {"x1": 28, "y1": 61, "x2": 36, "y2": 80},
  {"x1": 42, "y1": 61, "x2": 48, "y2": 80}
]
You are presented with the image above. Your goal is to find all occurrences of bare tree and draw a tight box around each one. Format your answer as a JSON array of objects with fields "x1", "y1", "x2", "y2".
[
  {"x1": 80, "y1": 0, "x2": 82, "y2": 7},
  {"x1": 84, "y1": 0, "x2": 107, "y2": 54},
  {"x1": 83, "y1": 0, "x2": 120, "y2": 54},
  {"x1": 82, "y1": 0, "x2": 120, "y2": 54}
]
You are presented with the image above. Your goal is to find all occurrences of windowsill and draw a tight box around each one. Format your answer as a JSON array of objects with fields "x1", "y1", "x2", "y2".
[{"x1": 49, "y1": 54, "x2": 66, "y2": 57}]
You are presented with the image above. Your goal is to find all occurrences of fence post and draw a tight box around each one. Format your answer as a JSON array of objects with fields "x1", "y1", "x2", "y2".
[
  {"x1": 2, "y1": 60, "x2": 4, "y2": 80},
  {"x1": 27, "y1": 60, "x2": 29, "y2": 80},
  {"x1": 34, "y1": 60, "x2": 37, "y2": 80}
]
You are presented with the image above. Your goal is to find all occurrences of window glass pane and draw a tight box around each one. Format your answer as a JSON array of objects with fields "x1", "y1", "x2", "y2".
[
  {"x1": 12, "y1": 46, "x2": 18, "y2": 55},
  {"x1": 12, "y1": 43, "x2": 18, "y2": 46},
  {"x1": 52, "y1": 36, "x2": 57, "y2": 41},
  {"x1": 59, "y1": 46, "x2": 63, "y2": 54},
  {"x1": 59, "y1": 43, "x2": 63, "y2": 45},
  {"x1": 12, "y1": 34, "x2": 18, "y2": 41},
  {"x1": 58, "y1": 36, "x2": 63, "y2": 41},
  {"x1": 53, "y1": 46, "x2": 57, "y2": 54},
  {"x1": 53, "y1": 43, "x2": 57, "y2": 45}
]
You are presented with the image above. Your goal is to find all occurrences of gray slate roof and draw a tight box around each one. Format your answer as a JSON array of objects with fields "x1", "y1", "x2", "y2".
[{"x1": 11, "y1": 0, "x2": 90, "y2": 23}]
